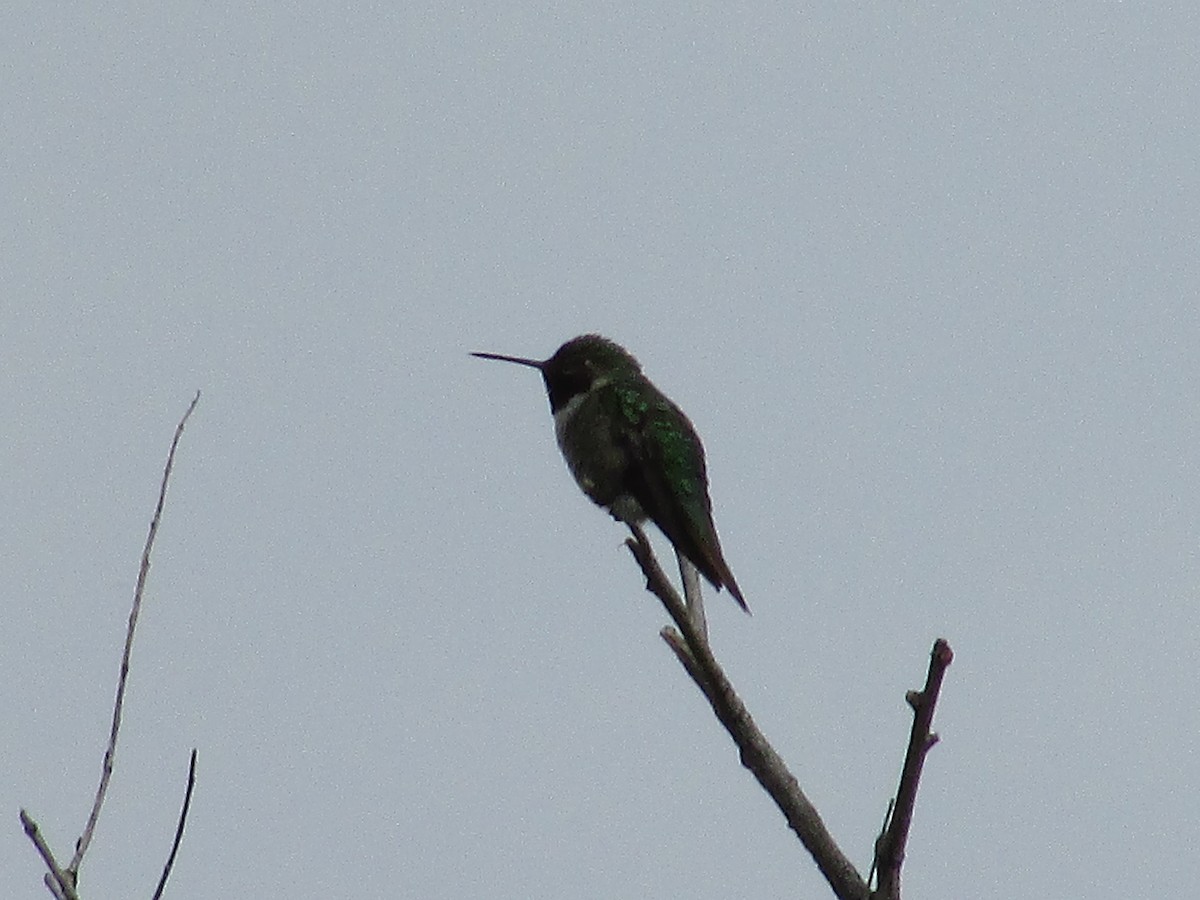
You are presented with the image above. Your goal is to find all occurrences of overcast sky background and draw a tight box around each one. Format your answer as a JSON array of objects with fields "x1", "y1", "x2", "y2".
[{"x1": 3, "y1": 4, "x2": 1198, "y2": 898}]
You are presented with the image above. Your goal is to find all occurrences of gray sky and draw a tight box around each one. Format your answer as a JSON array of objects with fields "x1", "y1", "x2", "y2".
[{"x1": 3, "y1": 4, "x2": 1198, "y2": 898}]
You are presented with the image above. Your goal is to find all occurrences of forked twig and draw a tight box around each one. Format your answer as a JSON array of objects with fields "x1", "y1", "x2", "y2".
[
  {"x1": 626, "y1": 525, "x2": 952, "y2": 900},
  {"x1": 626, "y1": 525, "x2": 870, "y2": 900}
]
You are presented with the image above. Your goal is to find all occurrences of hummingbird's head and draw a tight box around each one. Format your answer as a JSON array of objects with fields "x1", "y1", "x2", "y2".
[
  {"x1": 471, "y1": 334, "x2": 641, "y2": 413},
  {"x1": 540, "y1": 335, "x2": 640, "y2": 412}
]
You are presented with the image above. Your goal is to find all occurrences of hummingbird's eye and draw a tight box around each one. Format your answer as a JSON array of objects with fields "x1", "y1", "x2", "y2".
[{"x1": 569, "y1": 368, "x2": 592, "y2": 391}]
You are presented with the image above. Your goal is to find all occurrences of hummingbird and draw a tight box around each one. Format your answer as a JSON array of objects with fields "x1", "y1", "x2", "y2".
[{"x1": 471, "y1": 334, "x2": 747, "y2": 612}]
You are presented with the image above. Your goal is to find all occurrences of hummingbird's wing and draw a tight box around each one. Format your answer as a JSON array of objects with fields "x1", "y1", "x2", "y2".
[{"x1": 617, "y1": 387, "x2": 748, "y2": 611}]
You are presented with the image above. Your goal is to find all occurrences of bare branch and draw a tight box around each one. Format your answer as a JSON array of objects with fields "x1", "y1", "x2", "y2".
[
  {"x1": 19, "y1": 810, "x2": 78, "y2": 900},
  {"x1": 152, "y1": 749, "x2": 198, "y2": 900},
  {"x1": 626, "y1": 526, "x2": 870, "y2": 900},
  {"x1": 20, "y1": 393, "x2": 201, "y2": 898},
  {"x1": 68, "y1": 391, "x2": 199, "y2": 879},
  {"x1": 676, "y1": 550, "x2": 708, "y2": 639},
  {"x1": 660, "y1": 627, "x2": 704, "y2": 686},
  {"x1": 872, "y1": 638, "x2": 953, "y2": 899}
]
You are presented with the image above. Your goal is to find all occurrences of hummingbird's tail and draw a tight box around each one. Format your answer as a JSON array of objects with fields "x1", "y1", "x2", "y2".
[
  {"x1": 632, "y1": 492, "x2": 750, "y2": 613},
  {"x1": 663, "y1": 519, "x2": 749, "y2": 614},
  {"x1": 704, "y1": 548, "x2": 749, "y2": 614}
]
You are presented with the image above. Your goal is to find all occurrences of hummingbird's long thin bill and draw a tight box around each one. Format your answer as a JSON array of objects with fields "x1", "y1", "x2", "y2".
[{"x1": 470, "y1": 351, "x2": 543, "y2": 369}]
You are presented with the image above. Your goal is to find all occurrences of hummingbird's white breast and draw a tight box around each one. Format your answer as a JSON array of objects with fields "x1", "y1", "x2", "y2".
[
  {"x1": 550, "y1": 378, "x2": 646, "y2": 524},
  {"x1": 553, "y1": 390, "x2": 594, "y2": 494},
  {"x1": 552, "y1": 390, "x2": 588, "y2": 449}
]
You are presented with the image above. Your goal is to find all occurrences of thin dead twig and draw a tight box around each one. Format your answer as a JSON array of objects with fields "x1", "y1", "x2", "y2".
[
  {"x1": 68, "y1": 390, "x2": 200, "y2": 878},
  {"x1": 871, "y1": 638, "x2": 953, "y2": 899},
  {"x1": 152, "y1": 749, "x2": 198, "y2": 900},
  {"x1": 19, "y1": 810, "x2": 78, "y2": 900},
  {"x1": 21, "y1": 393, "x2": 200, "y2": 899}
]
